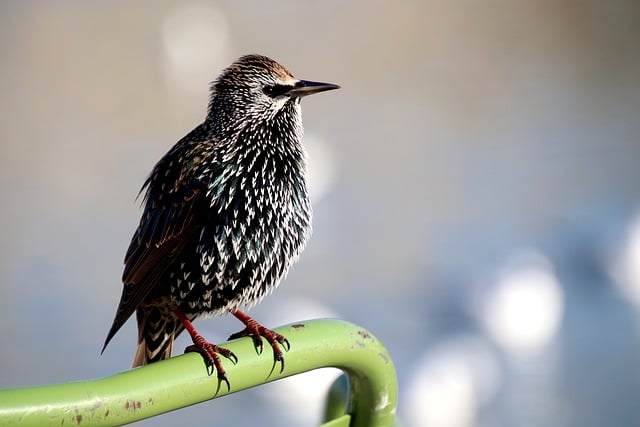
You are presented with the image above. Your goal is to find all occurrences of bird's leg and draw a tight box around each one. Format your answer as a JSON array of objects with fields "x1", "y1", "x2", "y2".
[
  {"x1": 171, "y1": 307, "x2": 238, "y2": 390},
  {"x1": 228, "y1": 310, "x2": 290, "y2": 373}
]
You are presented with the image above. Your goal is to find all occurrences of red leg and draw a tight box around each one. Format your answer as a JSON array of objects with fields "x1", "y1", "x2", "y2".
[
  {"x1": 172, "y1": 307, "x2": 237, "y2": 390},
  {"x1": 229, "y1": 310, "x2": 290, "y2": 373}
]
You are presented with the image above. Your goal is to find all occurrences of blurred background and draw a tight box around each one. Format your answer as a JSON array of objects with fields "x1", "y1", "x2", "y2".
[{"x1": 1, "y1": 1, "x2": 640, "y2": 426}]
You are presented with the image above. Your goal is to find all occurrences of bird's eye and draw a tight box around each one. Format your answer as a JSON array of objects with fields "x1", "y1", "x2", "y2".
[{"x1": 263, "y1": 84, "x2": 292, "y2": 98}]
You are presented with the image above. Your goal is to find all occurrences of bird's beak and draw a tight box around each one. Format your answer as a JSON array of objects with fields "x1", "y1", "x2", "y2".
[{"x1": 287, "y1": 80, "x2": 340, "y2": 98}]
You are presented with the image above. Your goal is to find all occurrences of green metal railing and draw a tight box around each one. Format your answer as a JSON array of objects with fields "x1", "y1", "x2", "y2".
[{"x1": 0, "y1": 319, "x2": 397, "y2": 426}]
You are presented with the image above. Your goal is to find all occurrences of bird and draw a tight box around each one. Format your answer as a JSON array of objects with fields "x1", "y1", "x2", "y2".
[{"x1": 102, "y1": 54, "x2": 339, "y2": 388}]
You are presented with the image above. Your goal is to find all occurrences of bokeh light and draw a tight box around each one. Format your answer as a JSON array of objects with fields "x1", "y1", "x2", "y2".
[
  {"x1": 611, "y1": 213, "x2": 640, "y2": 310},
  {"x1": 478, "y1": 251, "x2": 564, "y2": 353},
  {"x1": 161, "y1": 1, "x2": 231, "y2": 94},
  {"x1": 304, "y1": 132, "x2": 337, "y2": 205},
  {"x1": 405, "y1": 335, "x2": 501, "y2": 427}
]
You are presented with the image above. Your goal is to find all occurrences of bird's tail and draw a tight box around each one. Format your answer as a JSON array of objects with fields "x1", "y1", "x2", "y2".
[{"x1": 132, "y1": 307, "x2": 178, "y2": 367}]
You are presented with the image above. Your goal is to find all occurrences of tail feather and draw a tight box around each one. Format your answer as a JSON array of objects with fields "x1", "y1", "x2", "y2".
[
  {"x1": 132, "y1": 335, "x2": 173, "y2": 367},
  {"x1": 132, "y1": 307, "x2": 178, "y2": 367}
]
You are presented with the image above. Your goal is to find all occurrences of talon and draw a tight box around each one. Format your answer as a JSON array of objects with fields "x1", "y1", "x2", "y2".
[
  {"x1": 229, "y1": 327, "x2": 264, "y2": 354},
  {"x1": 184, "y1": 341, "x2": 235, "y2": 390},
  {"x1": 228, "y1": 352, "x2": 239, "y2": 365},
  {"x1": 173, "y1": 307, "x2": 235, "y2": 389},
  {"x1": 275, "y1": 351, "x2": 285, "y2": 373},
  {"x1": 219, "y1": 374, "x2": 231, "y2": 392},
  {"x1": 231, "y1": 310, "x2": 289, "y2": 373},
  {"x1": 215, "y1": 345, "x2": 239, "y2": 365},
  {"x1": 281, "y1": 337, "x2": 291, "y2": 352}
]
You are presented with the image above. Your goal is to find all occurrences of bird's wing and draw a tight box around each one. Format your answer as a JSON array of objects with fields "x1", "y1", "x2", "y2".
[{"x1": 103, "y1": 136, "x2": 214, "y2": 350}]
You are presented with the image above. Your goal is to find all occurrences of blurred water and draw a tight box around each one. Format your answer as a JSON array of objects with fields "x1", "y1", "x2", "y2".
[{"x1": 1, "y1": 1, "x2": 640, "y2": 426}]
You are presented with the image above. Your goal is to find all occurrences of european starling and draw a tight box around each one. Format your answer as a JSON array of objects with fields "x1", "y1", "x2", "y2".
[{"x1": 102, "y1": 54, "x2": 339, "y2": 388}]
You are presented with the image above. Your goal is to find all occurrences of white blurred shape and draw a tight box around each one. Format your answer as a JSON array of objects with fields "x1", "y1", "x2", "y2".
[
  {"x1": 304, "y1": 133, "x2": 337, "y2": 204},
  {"x1": 480, "y1": 250, "x2": 564, "y2": 353},
  {"x1": 611, "y1": 214, "x2": 640, "y2": 309},
  {"x1": 161, "y1": 1, "x2": 231, "y2": 93},
  {"x1": 406, "y1": 335, "x2": 501, "y2": 427}
]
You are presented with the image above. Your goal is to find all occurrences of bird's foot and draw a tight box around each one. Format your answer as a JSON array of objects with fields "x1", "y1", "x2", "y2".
[
  {"x1": 229, "y1": 310, "x2": 290, "y2": 373},
  {"x1": 172, "y1": 307, "x2": 237, "y2": 390},
  {"x1": 184, "y1": 338, "x2": 237, "y2": 391}
]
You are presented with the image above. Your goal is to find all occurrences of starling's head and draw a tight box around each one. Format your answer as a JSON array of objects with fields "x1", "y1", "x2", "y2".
[{"x1": 207, "y1": 54, "x2": 339, "y2": 128}]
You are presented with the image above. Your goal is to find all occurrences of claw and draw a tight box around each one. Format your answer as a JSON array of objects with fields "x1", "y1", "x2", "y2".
[
  {"x1": 172, "y1": 307, "x2": 236, "y2": 390},
  {"x1": 231, "y1": 310, "x2": 290, "y2": 373},
  {"x1": 185, "y1": 342, "x2": 236, "y2": 391},
  {"x1": 229, "y1": 328, "x2": 264, "y2": 354}
]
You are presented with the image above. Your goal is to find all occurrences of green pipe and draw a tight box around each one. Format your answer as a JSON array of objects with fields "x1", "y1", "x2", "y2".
[{"x1": 0, "y1": 319, "x2": 397, "y2": 427}]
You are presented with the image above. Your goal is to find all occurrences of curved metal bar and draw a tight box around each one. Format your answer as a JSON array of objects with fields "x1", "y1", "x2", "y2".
[{"x1": 0, "y1": 319, "x2": 397, "y2": 427}]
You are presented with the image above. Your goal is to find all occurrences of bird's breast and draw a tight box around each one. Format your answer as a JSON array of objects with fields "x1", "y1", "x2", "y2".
[
  {"x1": 200, "y1": 155, "x2": 311, "y2": 276},
  {"x1": 185, "y1": 167, "x2": 310, "y2": 313}
]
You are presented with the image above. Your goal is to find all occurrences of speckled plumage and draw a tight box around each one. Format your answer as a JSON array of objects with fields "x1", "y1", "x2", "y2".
[{"x1": 102, "y1": 55, "x2": 339, "y2": 380}]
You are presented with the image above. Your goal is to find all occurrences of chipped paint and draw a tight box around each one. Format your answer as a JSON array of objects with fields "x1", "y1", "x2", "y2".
[
  {"x1": 357, "y1": 330, "x2": 371, "y2": 339},
  {"x1": 124, "y1": 400, "x2": 142, "y2": 411}
]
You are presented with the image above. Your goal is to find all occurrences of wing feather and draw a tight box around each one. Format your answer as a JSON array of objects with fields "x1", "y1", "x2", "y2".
[{"x1": 103, "y1": 130, "x2": 215, "y2": 351}]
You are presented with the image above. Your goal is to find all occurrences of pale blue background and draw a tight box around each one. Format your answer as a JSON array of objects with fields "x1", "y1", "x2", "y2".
[{"x1": 1, "y1": 1, "x2": 640, "y2": 426}]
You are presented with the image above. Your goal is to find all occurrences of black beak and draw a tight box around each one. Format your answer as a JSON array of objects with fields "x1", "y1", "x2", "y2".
[{"x1": 287, "y1": 80, "x2": 340, "y2": 98}]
